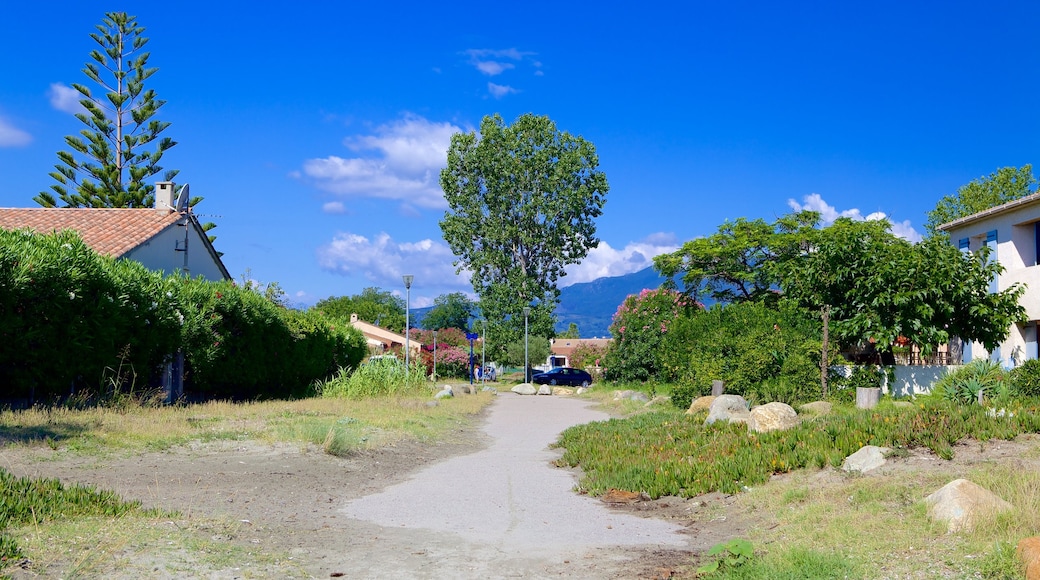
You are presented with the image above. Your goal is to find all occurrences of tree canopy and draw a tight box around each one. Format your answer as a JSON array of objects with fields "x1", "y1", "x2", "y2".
[
  {"x1": 776, "y1": 217, "x2": 1025, "y2": 353},
  {"x1": 439, "y1": 113, "x2": 608, "y2": 360},
  {"x1": 35, "y1": 12, "x2": 177, "y2": 209},
  {"x1": 421, "y1": 292, "x2": 476, "y2": 331},
  {"x1": 313, "y1": 287, "x2": 406, "y2": 333},
  {"x1": 925, "y1": 165, "x2": 1037, "y2": 236},
  {"x1": 653, "y1": 211, "x2": 819, "y2": 304}
]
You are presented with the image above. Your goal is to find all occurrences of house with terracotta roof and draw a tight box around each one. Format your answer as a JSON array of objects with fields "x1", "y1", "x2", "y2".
[
  {"x1": 0, "y1": 181, "x2": 230, "y2": 281},
  {"x1": 546, "y1": 337, "x2": 612, "y2": 369},
  {"x1": 349, "y1": 313, "x2": 423, "y2": 357}
]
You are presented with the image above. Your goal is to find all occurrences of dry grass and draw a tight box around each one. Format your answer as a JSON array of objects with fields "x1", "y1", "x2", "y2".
[
  {"x1": 0, "y1": 388, "x2": 494, "y2": 457},
  {"x1": 734, "y1": 453, "x2": 1040, "y2": 579}
]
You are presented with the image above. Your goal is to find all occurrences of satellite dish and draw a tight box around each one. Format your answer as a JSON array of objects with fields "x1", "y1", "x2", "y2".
[{"x1": 175, "y1": 183, "x2": 190, "y2": 212}]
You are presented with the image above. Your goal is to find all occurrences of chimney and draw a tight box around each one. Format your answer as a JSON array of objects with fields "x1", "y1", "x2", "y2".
[{"x1": 155, "y1": 181, "x2": 177, "y2": 213}]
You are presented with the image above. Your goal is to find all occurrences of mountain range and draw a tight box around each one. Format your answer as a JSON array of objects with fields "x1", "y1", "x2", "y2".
[{"x1": 412, "y1": 266, "x2": 672, "y2": 339}]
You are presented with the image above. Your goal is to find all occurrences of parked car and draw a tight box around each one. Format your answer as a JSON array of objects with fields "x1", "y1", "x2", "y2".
[{"x1": 531, "y1": 367, "x2": 593, "y2": 387}]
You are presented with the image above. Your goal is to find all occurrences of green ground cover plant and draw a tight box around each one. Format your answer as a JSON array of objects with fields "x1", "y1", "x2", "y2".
[
  {"x1": 0, "y1": 467, "x2": 164, "y2": 561},
  {"x1": 316, "y1": 358, "x2": 432, "y2": 399},
  {"x1": 555, "y1": 399, "x2": 1040, "y2": 497}
]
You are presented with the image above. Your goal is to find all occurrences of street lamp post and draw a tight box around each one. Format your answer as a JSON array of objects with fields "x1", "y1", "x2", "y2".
[
  {"x1": 481, "y1": 319, "x2": 486, "y2": 383},
  {"x1": 403, "y1": 275, "x2": 413, "y2": 371},
  {"x1": 432, "y1": 329, "x2": 437, "y2": 381},
  {"x1": 523, "y1": 306, "x2": 531, "y2": 383}
]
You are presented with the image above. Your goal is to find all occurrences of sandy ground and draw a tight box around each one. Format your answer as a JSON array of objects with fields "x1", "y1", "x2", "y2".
[{"x1": 0, "y1": 395, "x2": 751, "y2": 579}]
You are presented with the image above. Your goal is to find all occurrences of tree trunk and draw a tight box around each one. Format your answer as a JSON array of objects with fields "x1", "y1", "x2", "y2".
[{"x1": 820, "y1": 305, "x2": 830, "y2": 399}]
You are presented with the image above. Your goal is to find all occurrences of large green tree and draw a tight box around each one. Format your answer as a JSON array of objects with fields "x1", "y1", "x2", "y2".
[
  {"x1": 313, "y1": 287, "x2": 406, "y2": 333},
  {"x1": 421, "y1": 292, "x2": 476, "y2": 331},
  {"x1": 654, "y1": 210, "x2": 819, "y2": 303},
  {"x1": 440, "y1": 113, "x2": 609, "y2": 360},
  {"x1": 777, "y1": 217, "x2": 1025, "y2": 354},
  {"x1": 35, "y1": 12, "x2": 177, "y2": 209},
  {"x1": 924, "y1": 165, "x2": 1037, "y2": 236}
]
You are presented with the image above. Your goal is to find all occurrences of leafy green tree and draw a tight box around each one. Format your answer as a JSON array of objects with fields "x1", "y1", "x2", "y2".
[
  {"x1": 776, "y1": 217, "x2": 1025, "y2": 355},
  {"x1": 503, "y1": 336, "x2": 551, "y2": 370},
  {"x1": 440, "y1": 113, "x2": 609, "y2": 361},
  {"x1": 35, "y1": 12, "x2": 177, "y2": 209},
  {"x1": 421, "y1": 292, "x2": 475, "y2": 331},
  {"x1": 313, "y1": 287, "x2": 406, "y2": 332},
  {"x1": 925, "y1": 165, "x2": 1037, "y2": 236},
  {"x1": 654, "y1": 211, "x2": 819, "y2": 303},
  {"x1": 559, "y1": 323, "x2": 580, "y2": 339}
]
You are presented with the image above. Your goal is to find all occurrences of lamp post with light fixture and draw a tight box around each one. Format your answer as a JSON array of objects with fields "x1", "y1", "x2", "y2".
[
  {"x1": 523, "y1": 306, "x2": 531, "y2": 383},
  {"x1": 403, "y1": 275, "x2": 413, "y2": 370}
]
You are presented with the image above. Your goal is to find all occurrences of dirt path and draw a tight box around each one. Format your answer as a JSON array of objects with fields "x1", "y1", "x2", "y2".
[{"x1": 0, "y1": 395, "x2": 750, "y2": 579}]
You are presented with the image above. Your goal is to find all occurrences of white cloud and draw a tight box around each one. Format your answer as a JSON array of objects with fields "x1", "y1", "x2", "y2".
[
  {"x1": 317, "y1": 231, "x2": 471, "y2": 292},
  {"x1": 463, "y1": 48, "x2": 538, "y2": 96},
  {"x1": 488, "y1": 83, "x2": 517, "y2": 98},
  {"x1": 563, "y1": 234, "x2": 680, "y2": 286},
  {"x1": 0, "y1": 116, "x2": 31, "y2": 147},
  {"x1": 787, "y1": 193, "x2": 922, "y2": 242},
  {"x1": 322, "y1": 201, "x2": 346, "y2": 214},
  {"x1": 298, "y1": 114, "x2": 464, "y2": 210},
  {"x1": 47, "y1": 83, "x2": 83, "y2": 114},
  {"x1": 475, "y1": 61, "x2": 514, "y2": 76}
]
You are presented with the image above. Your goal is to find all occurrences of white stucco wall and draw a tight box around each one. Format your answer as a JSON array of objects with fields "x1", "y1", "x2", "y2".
[
  {"x1": 122, "y1": 222, "x2": 227, "y2": 281},
  {"x1": 944, "y1": 200, "x2": 1040, "y2": 368}
]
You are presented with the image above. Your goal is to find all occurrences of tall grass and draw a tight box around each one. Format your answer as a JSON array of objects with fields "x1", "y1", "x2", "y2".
[{"x1": 316, "y1": 360, "x2": 432, "y2": 399}]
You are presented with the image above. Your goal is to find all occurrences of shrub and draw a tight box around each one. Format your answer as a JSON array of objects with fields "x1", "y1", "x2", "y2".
[
  {"x1": 663, "y1": 300, "x2": 841, "y2": 410},
  {"x1": 1011, "y1": 359, "x2": 1040, "y2": 398},
  {"x1": 317, "y1": 358, "x2": 430, "y2": 399},
  {"x1": 932, "y1": 359, "x2": 1009, "y2": 405},
  {"x1": 604, "y1": 288, "x2": 695, "y2": 383},
  {"x1": 571, "y1": 341, "x2": 609, "y2": 370}
]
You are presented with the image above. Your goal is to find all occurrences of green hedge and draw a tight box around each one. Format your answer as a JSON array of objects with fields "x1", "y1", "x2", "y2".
[{"x1": 0, "y1": 229, "x2": 366, "y2": 403}]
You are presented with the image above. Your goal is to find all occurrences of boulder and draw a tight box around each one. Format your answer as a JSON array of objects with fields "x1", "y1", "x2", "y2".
[
  {"x1": 553, "y1": 387, "x2": 575, "y2": 396},
  {"x1": 799, "y1": 401, "x2": 833, "y2": 416},
  {"x1": 686, "y1": 396, "x2": 716, "y2": 415},
  {"x1": 434, "y1": 386, "x2": 454, "y2": 399},
  {"x1": 842, "y1": 445, "x2": 891, "y2": 474},
  {"x1": 480, "y1": 386, "x2": 498, "y2": 395},
  {"x1": 537, "y1": 384, "x2": 553, "y2": 395},
  {"x1": 924, "y1": 479, "x2": 1013, "y2": 533},
  {"x1": 1018, "y1": 537, "x2": 1040, "y2": 580},
  {"x1": 575, "y1": 387, "x2": 589, "y2": 395},
  {"x1": 704, "y1": 395, "x2": 751, "y2": 425},
  {"x1": 613, "y1": 390, "x2": 650, "y2": 402},
  {"x1": 748, "y1": 402, "x2": 799, "y2": 433},
  {"x1": 511, "y1": 383, "x2": 537, "y2": 395},
  {"x1": 454, "y1": 385, "x2": 472, "y2": 395}
]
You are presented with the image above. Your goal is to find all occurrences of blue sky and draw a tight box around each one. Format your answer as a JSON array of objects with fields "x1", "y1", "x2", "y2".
[{"x1": 1, "y1": 2, "x2": 1037, "y2": 308}]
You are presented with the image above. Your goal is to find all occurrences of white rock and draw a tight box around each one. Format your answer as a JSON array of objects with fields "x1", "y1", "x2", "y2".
[
  {"x1": 705, "y1": 395, "x2": 750, "y2": 425},
  {"x1": 842, "y1": 445, "x2": 891, "y2": 473},
  {"x1": 537, "y1": 384, "x2": 553, "y2": 395},
  {"x1": 511, "y1": 383, "x2": 537, "y2": 395}
]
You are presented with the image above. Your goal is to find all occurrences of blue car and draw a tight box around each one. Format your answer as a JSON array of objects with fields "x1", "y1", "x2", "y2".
[{"x1": 531, "y1": 367, "x2": 593, "y2": 387}]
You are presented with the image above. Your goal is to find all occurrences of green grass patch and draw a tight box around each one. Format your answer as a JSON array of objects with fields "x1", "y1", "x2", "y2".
[{"x1": 555, "y1": 399, "x2": 1040, "y2": 497}]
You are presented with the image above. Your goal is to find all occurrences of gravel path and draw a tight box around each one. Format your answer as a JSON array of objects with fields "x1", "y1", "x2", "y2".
[{"x1": 335, "y1": 394, "x2": 688, "y2": 578}]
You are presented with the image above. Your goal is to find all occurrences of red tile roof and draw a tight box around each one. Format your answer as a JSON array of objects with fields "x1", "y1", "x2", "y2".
[{"x1": 0, "y1": 208, "x2": 182, "y2": 257}]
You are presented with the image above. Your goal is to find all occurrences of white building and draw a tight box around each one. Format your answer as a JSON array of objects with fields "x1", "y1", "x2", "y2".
[{"x1": 939, "y1": 192, "x2": 1040, "y2": 367}]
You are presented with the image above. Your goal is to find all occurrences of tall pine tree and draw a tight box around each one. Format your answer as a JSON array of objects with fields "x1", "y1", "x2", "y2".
[{"x1": 35, "y1": 12, "x2": 176, "y2": 208}]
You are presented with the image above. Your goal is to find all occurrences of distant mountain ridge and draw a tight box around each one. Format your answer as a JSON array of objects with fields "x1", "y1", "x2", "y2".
[
  {"x1": 411, "y1": 266, "x2": 674, "y2": 338},
  {"x1": 554, "y1": 267, "x2": 672, "y2": 338}
]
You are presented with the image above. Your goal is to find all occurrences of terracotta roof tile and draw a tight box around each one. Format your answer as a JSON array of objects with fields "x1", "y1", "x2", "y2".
[{"x1": 0, "y1": 208, "x2": 182, "y2": 257}]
